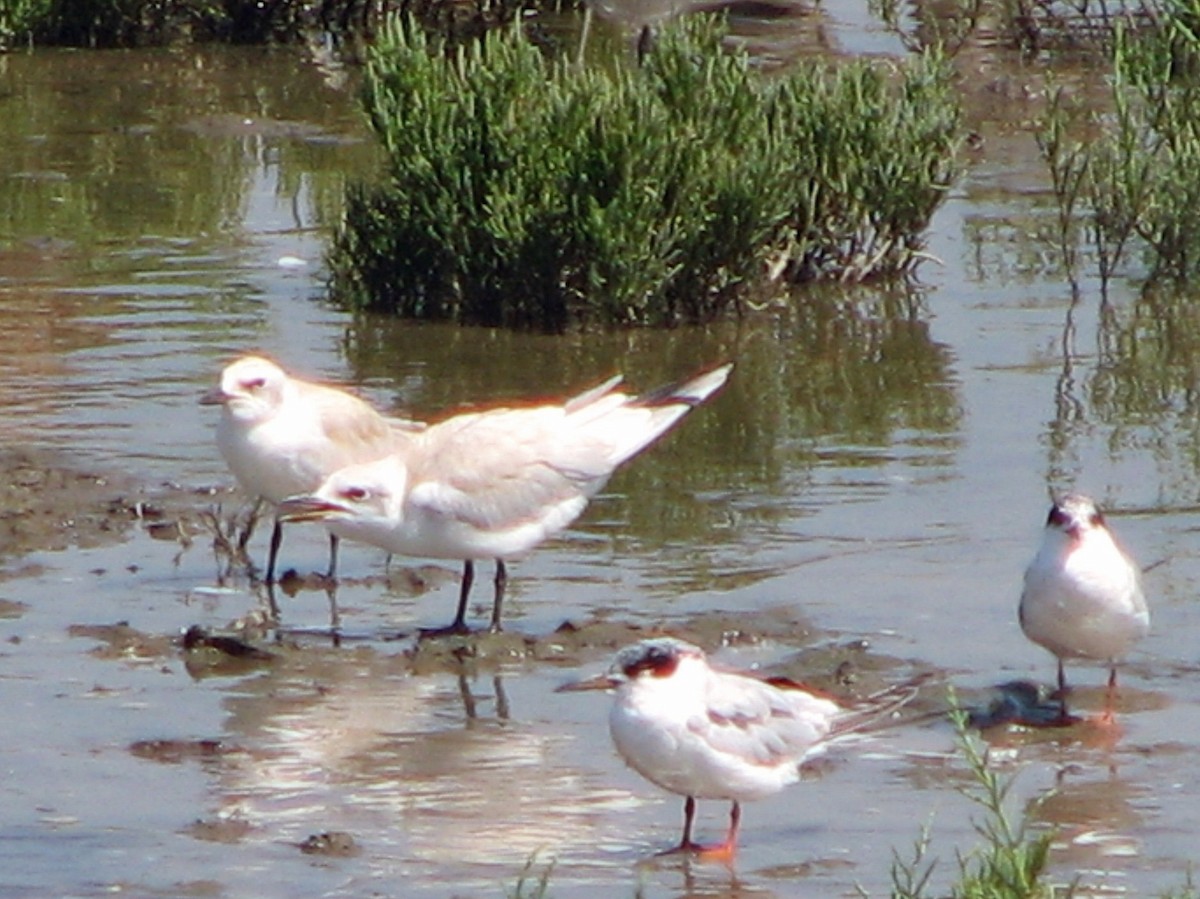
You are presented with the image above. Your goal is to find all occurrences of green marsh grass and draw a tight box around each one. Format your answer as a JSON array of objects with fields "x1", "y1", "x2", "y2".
[
  {"x1": 0, "y1": 0, "x2": 48, "y2": 47},
  {"x1": 504, "y1": 702, "x2": 1198, "y2": 898},
  {"x1": 329, "y1": 15, "x2": 960, "y2": 330},
  {"x1": 875, "y1": 704, "x2": 1061, "y2": 899},
  {"x1": 1040, "y1": 0, "x2": 1200, "y2": 290}
]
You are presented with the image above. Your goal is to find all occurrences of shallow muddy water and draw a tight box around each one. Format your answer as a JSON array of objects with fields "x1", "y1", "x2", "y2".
[{"x1": 3, "y1": 10, "x2": 1200, "y2": 899}]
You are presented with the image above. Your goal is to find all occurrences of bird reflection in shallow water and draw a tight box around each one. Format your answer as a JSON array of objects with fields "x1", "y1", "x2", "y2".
[
  {"x1": 1025, "y1": 764, "x2": 1147, "y2": 879},
  {"x1": 259, "y1": 578, "x2": 342, "y2": 643}
]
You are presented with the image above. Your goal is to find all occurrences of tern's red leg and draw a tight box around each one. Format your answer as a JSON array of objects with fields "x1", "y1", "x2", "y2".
[
  {"x1": 695, "y1": 801, "x2": 740, "y2": 862},
  {"x1": 1100, "y1": 666, "x2": 1119, "y2": 726},
  {"x1": 657, "y1": 798, "x2": 739, "y2": 861}
]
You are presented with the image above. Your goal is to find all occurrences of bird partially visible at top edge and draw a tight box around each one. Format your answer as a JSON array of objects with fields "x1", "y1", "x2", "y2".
[
  {"x1": 558, "y1": 637, "x2": 925, "y2": 860},
  {"x1": 276, "y1": 362, "x2": 732, "y2": 635},
  {"x1": 1018, "y1": 493, "x2": 1149, "y2": 725},
  {"x1": 200, "y1": 355, "x2": 423, "y2": 584}
]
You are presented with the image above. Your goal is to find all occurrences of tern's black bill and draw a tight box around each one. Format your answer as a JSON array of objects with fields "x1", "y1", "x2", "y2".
[{"x1": 555, "y1": 672, "x2": 621, "y2": 693}]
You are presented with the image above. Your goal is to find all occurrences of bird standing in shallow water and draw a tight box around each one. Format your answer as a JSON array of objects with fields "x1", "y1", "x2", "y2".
[
  {"x1": 1019, "y1": 493, "x2": 1149, "y2": 725},
  {"x1": 561, "y1": 637, "x2": 923, "y2": 859},
  {"x1": 201, "y1": 355, "x2": 421, "y2": 584},
  {"x1": 277, "y1": 363, "x2": 732, "y2": 635}
]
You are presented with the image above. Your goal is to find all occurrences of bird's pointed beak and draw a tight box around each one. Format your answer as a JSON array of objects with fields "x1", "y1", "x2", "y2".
[
  {"x1": 277, "y1": 495, "x2": 346, "y2": 523},
  {"x1": 199, "y1": 387, "x2": 230, "y2": 406},
  {"x1": 555, "y1": 671, "x2": 622, "y2": 693}
]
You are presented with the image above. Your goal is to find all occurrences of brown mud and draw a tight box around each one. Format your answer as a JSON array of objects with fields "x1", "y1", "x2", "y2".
[{"x1": 7, "y1": 448, "x2": 1056, "y2": 743}]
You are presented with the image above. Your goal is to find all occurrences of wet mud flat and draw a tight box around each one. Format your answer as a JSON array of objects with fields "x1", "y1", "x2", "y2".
[
  {"x1": 4, "y1": 14, "x2": 1200, "y2": 894},
  {"x1": 0, "y1": 445, "x2": 923, "y2": 677},
  {"x1": 0, "y1": 447, "x2": 958, "y2": 895},
  {"x1": 0, "y1": 447, "x2": 142, "y2": 560},
  {"x1": 3, "y1": 444, "x2": 946, "y2": 697},
  {"x1": 2, "y1": 447, "x2": 1193, "y2": 899}
]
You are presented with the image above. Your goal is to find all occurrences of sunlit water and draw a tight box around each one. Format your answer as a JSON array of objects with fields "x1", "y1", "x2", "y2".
[{"x1": 2, "y1": 17, "x2": 1200, "y2": 899}]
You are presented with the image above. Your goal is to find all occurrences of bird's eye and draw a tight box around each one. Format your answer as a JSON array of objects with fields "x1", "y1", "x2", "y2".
[
  {"x1": 244, "y1": 377, "x2": 267, "y2": 391},
  {"x1": 342, "y1": 486, "x2": 368, "y2": 502},
  {"x1": 1048, "y1": 505, "x2": 1069, "y2": 528},
  {"x1": 625, "y1": 647, "x2": 680, "y2": 678}
]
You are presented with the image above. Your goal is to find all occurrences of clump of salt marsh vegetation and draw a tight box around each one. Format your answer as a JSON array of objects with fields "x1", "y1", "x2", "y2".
[
  {"x1": 880, "y1": 708, "x2": 1060, "y2": 899},
  {"x1": 0, "y1": 0, "x2": 47, "y2": 47},
  {"x1": 1040, "y1": 0, "x2": 1200, "y2": 290},
  {"x1": 878, "y1": 704, "x2": 1200, "y2": 898},
  {"x1": 872, "y1": 0, "x2": 1165, "y2": 57},
  {"x1": 328, "y1": 15, "x2": 960, "y2": 331}
]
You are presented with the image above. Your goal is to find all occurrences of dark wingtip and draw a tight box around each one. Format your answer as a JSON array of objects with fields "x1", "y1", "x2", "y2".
[{"x1": 636, "y1": 361, "x2": 734, "y2": 409}]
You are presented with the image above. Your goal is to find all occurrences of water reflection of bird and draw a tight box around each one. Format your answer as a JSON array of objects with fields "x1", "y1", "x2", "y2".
[
  {"x1": 577, "y1": 0, "x2": 699, "y2": 65},
  {"x1": 216, "y1": 660, "x2": 611, "y2": 870},
  {"x1": 1019, "y1": 493, "x2": 1149, "y2": 725},
  {"x1": 200, "y1": 355, "x2": 422, "y2": 584},
  {"x1": 560, "y1": 637, "x2": 922, "y2": 859},
  {"x1": 277, "y1": 363, "x2": 732, "y2": 635},
  {"x1": 1027, "y1": 764, "x2": 1146, "y2": 866},
  {"x1": 585, "y1": 0, "x2": 693, "y2": 29}
]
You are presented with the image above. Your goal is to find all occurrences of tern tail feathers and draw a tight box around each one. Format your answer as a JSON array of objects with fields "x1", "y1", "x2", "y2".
[
  {"x1": 563, "y1": 373, "x2": 625, "y2": 413},
  {"x1": 827, "y1": 671, "x2": 936, "y2": 742},
  {"x1": 601, "y1": 362, "x2": 734, "y2": 468},
  {"x1": 633, "y1": 362, "x2": 734, "y2": 410}
]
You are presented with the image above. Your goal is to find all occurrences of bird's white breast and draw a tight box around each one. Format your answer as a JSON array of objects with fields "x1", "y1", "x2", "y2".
[
  {"x1": 1020, "y1": 529, "x2": 1149, "y2": 662},
  {"x1": 609, "y1": 664, "x2": 813, "y2": 803},
  {"x1": 216, "y1": 404, "x2": 330, "y2": 503}
]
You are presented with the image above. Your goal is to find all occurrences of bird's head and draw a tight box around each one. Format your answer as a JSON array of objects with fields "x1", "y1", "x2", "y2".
[
  {"x1": 612, "y1": 637, "x2": 705, "y2": 682},
  {"x1": 200, "y1": 356, "x2": 288, "y2": 424},
  {"x1": 1046, "y1": 493, "x2": 1105, "y2": 542},
  {"x1": 277, "y1": 456, "x2": 406, "y2": 529},
  {"x1": 555, "y1": 637, "x2": 706, "y2": 694}
]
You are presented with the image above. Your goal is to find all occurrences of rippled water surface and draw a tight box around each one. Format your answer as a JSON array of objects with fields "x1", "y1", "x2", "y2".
[{"x1": 3, "y1": 9, "x2": 1200, "y2": 899}]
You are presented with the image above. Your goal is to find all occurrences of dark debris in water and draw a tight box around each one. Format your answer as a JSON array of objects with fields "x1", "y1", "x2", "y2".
[
  {"x1": 181, "y1": 625, "x2": 277, "y2": 679},
  {"x1": 181, "y1": 625, "x2": 275, "y2": 659},
  {"x1": 68, "y1": 621, "x2": 175, "y2": 661},
  {"x1": 0, "y1": 598, "x2": 29, "y2": 619},
  {"x1": 965, "y1": 680, "x2": 1078, "y2": 729},
  {"x1": 184, "y1": 816, "x2": 256, "y2": 844},
  {"x1": 298, "y1": 831, "x2": 360, "y2": 857},
  {"x1": 129, "y1": 738, "x2": 242, "y2": 764}
]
